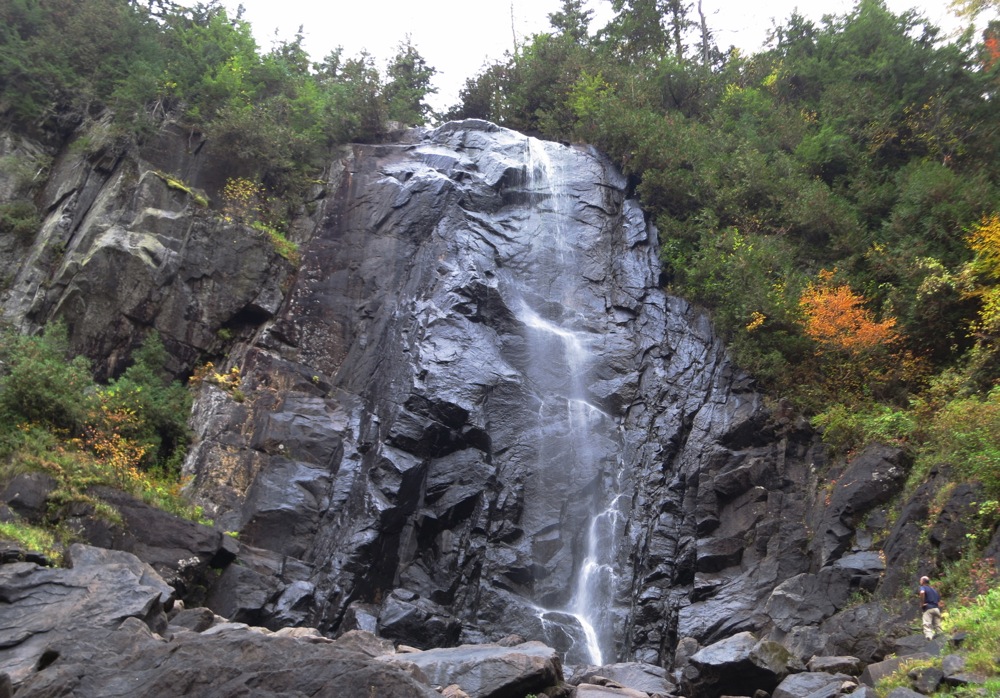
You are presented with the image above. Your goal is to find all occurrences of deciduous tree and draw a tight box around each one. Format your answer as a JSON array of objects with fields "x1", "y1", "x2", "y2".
[{"x1": 800, "y1": 269, "x2": 901, "y2": 353}]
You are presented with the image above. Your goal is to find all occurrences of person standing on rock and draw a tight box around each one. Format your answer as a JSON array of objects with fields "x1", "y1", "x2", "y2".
[{"x1": 919, "y1": 575, "x2": 943, "y2": 640}]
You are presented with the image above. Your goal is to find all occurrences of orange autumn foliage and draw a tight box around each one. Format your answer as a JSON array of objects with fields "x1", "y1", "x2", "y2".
[
  {"x1": 799, "y1": 270, "x2": 901, "y2": 354},
  {"x1": 797, "y1": 270, "x2": 923, "y2": 401},
  {"x1": 985, "y1": 32, "x2": 1000, "y2": 72}
]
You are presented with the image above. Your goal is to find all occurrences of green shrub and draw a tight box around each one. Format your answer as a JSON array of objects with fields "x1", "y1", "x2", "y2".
[
  {"x1": 920, "y1": 387, "x2": 1000, "y2": 496},
  {"x1": 945, "y1": 585, "x2": 1000, "y2": 676},
  {"x1": 251, "y1": 221, "x2": 300, "y2": 264},
  {"x1": 0, "y1": 323, "x2": 95, "y2": 440},
  {"x1": 100, "y1": 332, "x2": 192, "y2": 475},
  {"x1": 812, "y1": 403, "x2": 916, "y2": 454},
  {"x1": 0, "y1": 326, "x2": 202, "y2": 525},
  {"x1": 0, "y1": 200, "x2": 42, "y2": 242}
]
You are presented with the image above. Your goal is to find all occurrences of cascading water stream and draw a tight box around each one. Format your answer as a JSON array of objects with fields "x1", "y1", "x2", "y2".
[{"x1": 516, "y1": 137, "x2": 628, "y2": 666}]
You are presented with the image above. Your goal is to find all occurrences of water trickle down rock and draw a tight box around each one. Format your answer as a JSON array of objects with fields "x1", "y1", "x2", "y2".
[{"x1": 175, "y1": 119, "x2": 829, "y2": 665}]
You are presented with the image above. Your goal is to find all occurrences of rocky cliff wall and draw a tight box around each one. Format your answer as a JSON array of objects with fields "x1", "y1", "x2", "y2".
[
  {"x1": 4, "y1": 119, "x2": 988, "y2": 676},
  {"x1": 171, "y1": 120, "x2": 838, "y2": 665}
]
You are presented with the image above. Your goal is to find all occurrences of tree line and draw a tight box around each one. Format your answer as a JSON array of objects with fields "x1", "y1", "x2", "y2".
[{"x1": 0, "y1": 0, "x2": 437, "y2": 195}]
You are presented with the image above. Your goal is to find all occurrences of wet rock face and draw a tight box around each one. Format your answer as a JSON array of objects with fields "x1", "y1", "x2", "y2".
[
  {"x1": 180, "y1": 120, "x2": 828, "y2": 664},
  {"x1": 185, "y1": 121, "x2": 673, "y2": 663},
  {"x1": 3, "y1": 118, "x2": 863, "y2": 666}
]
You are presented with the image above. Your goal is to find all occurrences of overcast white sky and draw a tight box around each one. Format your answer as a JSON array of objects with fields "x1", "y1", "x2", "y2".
[{"x1": 219, "y1": 0, "x2": 968, "y2": 112}]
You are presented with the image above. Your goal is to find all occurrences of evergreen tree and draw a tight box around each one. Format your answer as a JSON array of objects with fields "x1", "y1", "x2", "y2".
[
  {"x1": 548, "y1": 0, "x2": 593, "y2": 43},
  {"x1": 600, "y1": 0, "x2": 670, "y2": 63},
  {"x1": 384, "y1": 37, "x2": 437, "y2": 126}
]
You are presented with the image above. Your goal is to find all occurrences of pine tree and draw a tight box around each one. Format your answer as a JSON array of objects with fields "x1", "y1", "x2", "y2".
[
  {"x1": 548, "y1": 0, "x2": 593, "y2": 42},
  {"x1": 384, "y1": 36, "x2": 437, "y2": 126}
]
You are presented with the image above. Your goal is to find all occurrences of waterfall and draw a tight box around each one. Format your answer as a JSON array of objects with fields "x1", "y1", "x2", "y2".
[{"x1": 517, "y1": 137, "x2": 626, "y2": 666}]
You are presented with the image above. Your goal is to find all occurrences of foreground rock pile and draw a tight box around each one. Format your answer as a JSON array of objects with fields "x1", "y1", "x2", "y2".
[
  {"x1": 2, "y1": 542, "x2": 988, "y2": 698},
  {"x1": 0, "y1": 544, "x2": 550, "y2": 697}
]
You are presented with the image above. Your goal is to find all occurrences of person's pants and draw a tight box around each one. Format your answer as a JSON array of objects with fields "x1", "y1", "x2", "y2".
[{"x1": 922, "y1": 607, "x2": 942, "y2": 639}]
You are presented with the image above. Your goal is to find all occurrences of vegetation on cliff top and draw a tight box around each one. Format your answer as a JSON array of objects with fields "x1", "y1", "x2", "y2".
[{"x1": 0, "y1": 0, "x2": 437, "y2": 201}]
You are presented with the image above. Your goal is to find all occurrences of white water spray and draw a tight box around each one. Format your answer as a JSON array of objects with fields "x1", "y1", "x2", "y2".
[{"x1": 517, "y1": 136, "x2": 627, "y2": 666}]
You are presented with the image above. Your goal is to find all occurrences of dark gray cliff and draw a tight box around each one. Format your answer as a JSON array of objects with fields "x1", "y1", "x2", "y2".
[
  {"x1": 172, "y1": 120, "x2": 836, "y2": 665},
  {"x1": 5, "y1": 119, "x2": 955, "y2": 677}
]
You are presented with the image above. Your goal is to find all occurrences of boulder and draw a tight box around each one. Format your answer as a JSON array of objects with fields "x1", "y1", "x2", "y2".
[
  {"x1": 940, "y1": 653, "x2": 965, "y2": 676},
  {"x1": 167, "y1": 606, "x2": 217, "y2": 633},
  {"x1": 0, "y1": 472, "x2": 57, "y2": 522},
  {"x1": 807, "y1": 656, "x2": 863, "y2": 675},
  {"x1": 570, "y1": 662, "x2": 675, "y2": 695},
  {"x1": 804, "y1": 680, "x2": 858, "y2": 698},
  {"x1": 442, "y1": 686, "x2": 472, "y2": 698},
  {"x1": 12, "y1": 619, "x2": 439, "y2": 697},
  {"x1": 818, "y1": 602, "x2": 897, "y2": 663},
  {"x1": 859, "y1": 654, "x2": 931, "y2": 687},
  {"x1": 894, "y1": 634, "x2": 947, "y2": 657},
  {"x1": 885, "y1": 689, "x2": 925, "y2": 698},
  {"x1": 204, "y1": 558, "x2": 281, "y2": 624},
  {"x1": 831, "y1": 551, "x2": 885, "y2": 592},
  {"x1": 378, "y1": 589, "x2": 463, "y2": 649},
  {"x1": 686, "y1": 632, "x2": 795, "y2": 698},
  {"x1": 333, "y1": 629, "x2": 397, "y2": 658},
  {"x1": 907, "y1": 665, "x2": 943, "y2": 694},
  {"x1": 382, "y1": 641, "x2": 562, "y2": 698},
  {"x1": 0, "y1": 544, "x2": 173, "y2": 685},
  {"x1": 850, "y1": 687, "x2": 879, "y2": 698},
  {"x1": 772, "y1": 671, "x2": 852, "y2": 698},
  {"x1": 575, "y1": 684, "x2": 648, "y2": 697},
  {"x1": 781, "y1": 626, "x2": 831, "y2": 663},
  {"x1": 83, "y1": 487, "x2": 238, "y2": 602},
  {"x1": 765, "y1": 567, "x2": 855, "y2": 632}
]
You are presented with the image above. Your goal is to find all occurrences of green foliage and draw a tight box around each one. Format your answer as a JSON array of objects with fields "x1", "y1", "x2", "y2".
[
  {"x1": 887, "y1": 159, "x2": 992, "y2": 265},
  {"x1": 920, "y1": 386, "x2": 1000, "y2": 496},
  {"x1": 384, "y1": 37, "x2": 437, "y2": 126},
  {"x1": 548, "y1": 0, "x2": 593, "y2": 42},
  {"x1": 0, "y1": 0, "x2": 158, "y2": 134},
  {"x1": 663, "y1": 225, "x2": 808, "y2": 384},
  {"x1": 220, "y1": 176, "x2": 300, "y2": 264},
  {"x1": 0, "y1": 520, "x2": 62, "y2": 564},
  {"x1": 0, "y1": 326, "x2": 201, "y2": 525},
  {"x1": 102, "y1": 332, "x2": 193, "y2": 475},
  {"x1": 0, "y1": 0, "x2": 438, "y2": 202},
  {"x1": 0, "y1": 323, "x2": 95, "y2": 438},
  {"x1": 251, "y1": 221, "x2": 300, "y2": 264},
  {"x1": 944, "y1": 585, "x2": 1000, "y2": 677},
  {"x1": 599, "y1": 0, "x2": 672, "y2": 63},
  {"x1": 812, "y1": 403, "x2": 917, "y2": 454},
  {"x1": 0, "y1": 200, "x2": 42, "y2": 242}
]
